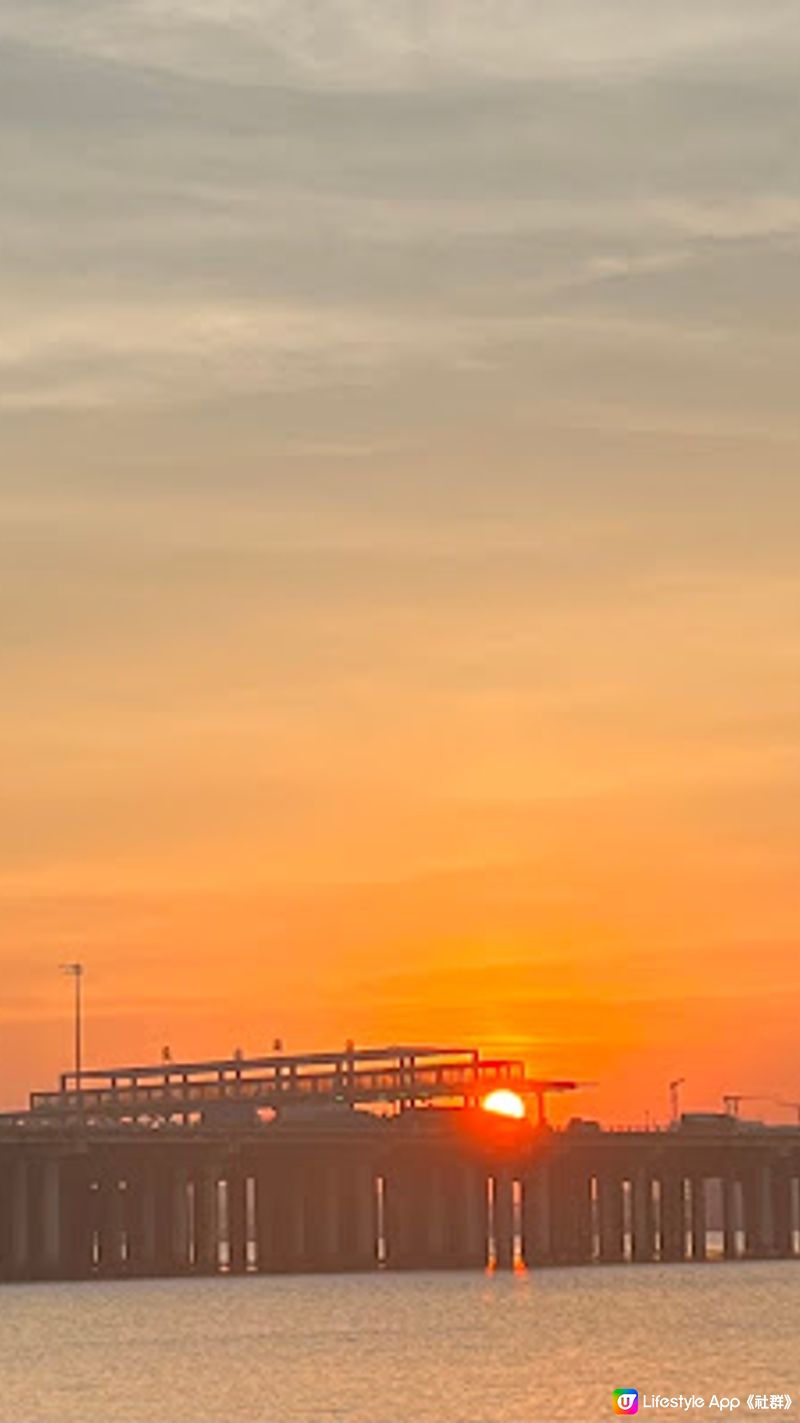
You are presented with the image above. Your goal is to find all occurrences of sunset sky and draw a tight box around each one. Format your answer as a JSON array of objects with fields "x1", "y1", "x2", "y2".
[{"x1": 2, "y1": 2, "x2": 800, "y2": 1122}]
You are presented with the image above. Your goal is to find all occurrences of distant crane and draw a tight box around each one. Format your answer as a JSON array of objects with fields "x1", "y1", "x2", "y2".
[{"x1": 669, "y1": 1077, "x2": 685, "y2": 1124}]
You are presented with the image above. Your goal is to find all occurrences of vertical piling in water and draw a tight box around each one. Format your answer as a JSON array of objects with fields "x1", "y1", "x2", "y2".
[
  {"x1": 690, "y1": 1177, "x2": 706, "y2": 1262},
  {"x1": 631, "y1": 1171, "x2": 655, "y2": 1263},
  {"x1": 772, "y1": 1169, "x2": 794, "y2": 1258},
  {"x1": 598, "y1": 1173, "x2": 625, "y2": 1264},
  {"x1": 10, "y1": 1157, "x2": 29, "y2": 1279},
  {"x1": 722, "y1": 1175, "x2": 740, "y2": 1260},
  {"x1": 227, "y1": 1163, "x2": 248, "y2": 1274},
  {"x1": 660, "y1": 1173, "x2": 685, "y2": 1262},
  {"x1": 520, "y1": 1163, "x2": 551, "y2": 1266},
  {"x1": 492, "y1": 1169, "x2": 514, "y2": 1269}
]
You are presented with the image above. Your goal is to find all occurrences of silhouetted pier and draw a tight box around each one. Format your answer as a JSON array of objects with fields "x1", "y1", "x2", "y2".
[{"x1": 1, "y1": 1046, "x2": 798, "y2": 1282}]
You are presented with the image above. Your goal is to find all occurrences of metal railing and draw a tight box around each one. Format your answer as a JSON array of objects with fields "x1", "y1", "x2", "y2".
[{"x1": 26, "y1": 1044, "x2": 575, "y2": 1122}]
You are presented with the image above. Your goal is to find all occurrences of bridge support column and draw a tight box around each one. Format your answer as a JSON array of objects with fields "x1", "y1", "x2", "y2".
[
  {"x1": 256, "y1": 1164, "x2": 304, "y2": 1272},
  {"x1": 227, "y1": 1167, "x2": 248, "y2": 1274},
  {"x1": 27, "y1": 1161, "x2": 48, "y2": 1277},
  {"x1": 152, "y1": 1165, "x2": 177, "y2": 1274},
  {"x1": 194, "y1": 1168, "x2": 219, "y2": 1273},
  {"x1": 458, "y1": 1165, "x2": 488, "y2": 1269},
  {"x1": 598, "y1": 1175, "x2": 624, "y2": 1263},
  {"x1": 690, "y1": 1177, "x2": 706, "y2": 1261},
  {"x1": 110, "y1": 1180, "x2": 128, "y2": 1274},
  {"x1": 631, "y1": 1171, "x2": 655, "y2": 1263},
  {"x1": 771, "y1": 1169, "x2": 794, "y2": 1258},
  {"x1": 492, "y1": 1170, "x2": 514, "y2": 1269},
  {"x1": 96, "y1": 1176, "x2": 126, "y2": 1275},
  {"x1": 554, "y1": 1161, "x2": 593, "y2": 1264},
  {"x1": 311, "y1": 1166, "x2": 339, "y2": 1269},
  {"x1": 0, "y1": 1163, "x2": 12, "y2": 1278},
  {"x1": 298, "y1": 1161, "x2": 362, "y2": 1272},
  {"x1": 384, "y1": 1162, "x2": 428, "y2": 1269},
  {"x1": 40, "y1": 1155, "x2": 61, "y2": 1280},
  {"x1": 119, "y1": 1172, "x2": 143, "y2": 1274},
  {"x1": 171, "y1": 1169, "x2": 190, "y2": 1272},
  {"x1": 522, "y1": 1164, "x2": 551, "y2": 1266},
  {"x1": 254, "y1": 1168, "x2": 274, "y2": 1271},
  {"x1": 34, "y1": 1161, "x2": 55, "y2": 1278},
  {"x1": 116, "y1": 1178, "x2": 139, "y2": 1273},
  {"x1": 138, "y1": 1166, "x2": 159, "y2": 1273},
  {"x1": 424, "y1": 1165, "x2": 450, "y2": 1265},
  {"x1": 660, "y1": 1174, "x2": 685, "y2": 1262},
  {"x1": 10, "y1": 1159, "x2": 30, "y2": 1278},
  {"x1": 60, "y1": 1163, "x2": 92, "y2": 1279},
  {"x1": 325, "y1": 1161, "x2": 375, "y2": 1271},
  {"x1": 293, "y1": 1159, "x2": 322, "y2": 1270},
  {"x1": 742, "y1": 1165, "x2": 771, "y2": 1258},
  {"x1": 722, "y1": 1176, "x2": 740, "y2": 1260}
]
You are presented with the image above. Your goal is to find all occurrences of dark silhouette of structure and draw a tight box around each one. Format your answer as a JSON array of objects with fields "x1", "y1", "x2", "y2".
[{"x1": 0, "y1": 1045, "x2": 798, "y2": 1282}]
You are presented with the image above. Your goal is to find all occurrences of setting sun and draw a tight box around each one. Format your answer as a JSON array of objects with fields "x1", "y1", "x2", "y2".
[{"x1": 482, "y1": 1089, "x2": 526, "y2": 1120}]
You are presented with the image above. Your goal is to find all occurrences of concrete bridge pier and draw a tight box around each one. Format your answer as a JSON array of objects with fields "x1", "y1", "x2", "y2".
[
  {"x1": 311, "y1": 1165, "x2": 341, "y2": 1269},
  {"x1": 287, "y1": 1165, "x2": 317, "y2": 1271},
  {"x1": 25, "y1": 1161, "x2": 45, "y2": 1276},
  {"x1": 384, "y1": 1161, "x2": 429, "y2": 1269},
  {"x1": 690, "y1": 1177, "x2": 706, "y2": 1261},
  {"x1": 10, "y1": 1158, "x2": 30, "y2": 1278},
  {"x1": 458, "y1": 1165, "x2": 489, "y2": 1269},
  {"x1": 138, "y1": 1165, "x2": 159, "y2": 1274},
  {"x1": 256, "y1": 1162, "x2": 306, "y2": 1272},
  {"x1": 492, "y1": 1169, "x2": 514, "y2": 1269},
  {"x1": 546, "y1": 1163, "x2": 569, "y2": 1264},
  {"x1": 743, "y1": 1164, "x2": 773, "y2": 1258},
  {"x1": 334, "y1": 1161, "x2": 376, "y2": 1271},
  {"x1": 95, "y1": 1174, "x2": 128, "y2": 1275},
  {"x1": 598, "y1": 1174, "x2": 625, "y2": 1264},
  {"x1": 548, "y1": 1161, "x2": 591, "y2": 1264},
  {"x1": 283, "y1": 1157, "x2": 377, "y2": 1273},
  {"x1": 722, "y1": 1176, "x2": 741, "y2": 1260},
  {"x1": 631, "y1": 1171, "x2": 655, "y2": 1263},
  {"x1": 43, "y1": 1160, "x2": 64, "y2": 1277},
  {"x1": 424, "y1": 1164, "x2": 455, "y2": 1266},
  {"x1": 116, "y1": 1173, "x2": 144, "y2": 1273},
  {"x1": 253, "y1": 1167, "x2": 275, "y2": 1271},
  {"x1": 660, "y1": 1174, "x2": 686, "y2": 1262},
  {"x1": 43, "y1": 1157, "x2": 93, "y2": 1280},
  {"x1": 149, "y1": 1163, "x2": 182, "y2": 1276},
  {"x1": 1, "y1": 1156, "x2": 70, "y2": 1280},
  {"x1": 118, "y1": 1168, "x2": 147, "y2": 1275},
  {"x1": 192, "y1": 1167, "x2": 219, "y2": 1272},
  {"x1": 771, "y1": 1169, "x2": 795, "y2": 1259},
  {"x1": 0, "y1": 1164, "x2": 12, "y2": 1277},
  {"x1": 174, "y1": 1168, "x2": 193, "y2": 1272},
  {"x1": 226, "y1": 1165, "x2": 248, "y2": 1274},
  {"x1": 521, "y1": 1163, "x2": 551, "y2": 1266}
]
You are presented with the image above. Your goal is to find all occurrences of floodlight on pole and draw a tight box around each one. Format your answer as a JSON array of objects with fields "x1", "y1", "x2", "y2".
[
  {"x1": 669, "y1": 1076, "x2": 685, "y2": 1125},
  {"x1": 59, "y1": 961, "x2": 84, "y2": 1087}
]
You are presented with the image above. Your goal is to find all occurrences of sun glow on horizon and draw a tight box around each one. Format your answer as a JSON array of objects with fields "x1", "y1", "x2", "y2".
[{"x1": 481, "y1": 1088, "x2": 526, "y2": 1120}]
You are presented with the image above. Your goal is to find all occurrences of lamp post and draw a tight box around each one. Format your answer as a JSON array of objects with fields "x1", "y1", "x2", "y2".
[
  {"x1": 669, "y1": 1076, "x2": 685, "y2": 1126},
  {"x1": 59, "y1": 961, "x2": 83, "y2": 1089}
]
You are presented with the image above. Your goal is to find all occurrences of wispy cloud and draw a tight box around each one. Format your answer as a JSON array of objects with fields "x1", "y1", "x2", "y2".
[{"x1": 2, "y1": 1, "x2": 798, "y2": 88}]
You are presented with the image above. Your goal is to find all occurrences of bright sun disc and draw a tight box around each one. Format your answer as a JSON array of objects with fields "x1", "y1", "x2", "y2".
[{"x1": 482, "y1": 1089, "x2": 526, "y2": 1120}]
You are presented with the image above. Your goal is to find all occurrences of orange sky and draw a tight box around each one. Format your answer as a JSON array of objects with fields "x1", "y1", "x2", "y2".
[{"x1": 1, "y1": 5, "x2": 800, "y2": 1122}]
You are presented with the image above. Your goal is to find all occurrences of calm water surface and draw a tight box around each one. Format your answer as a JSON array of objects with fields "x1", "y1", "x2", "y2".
[{"x1": 0, "y1": 1264, "x2": 797, "y2": 1423}]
